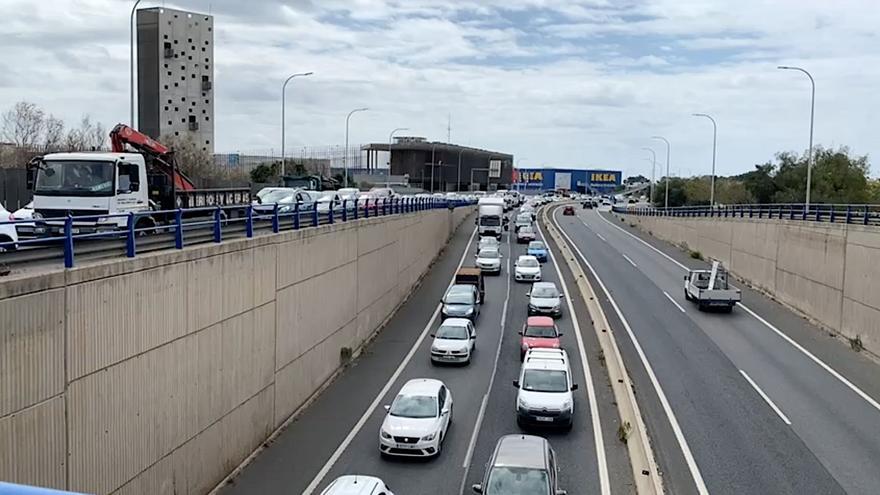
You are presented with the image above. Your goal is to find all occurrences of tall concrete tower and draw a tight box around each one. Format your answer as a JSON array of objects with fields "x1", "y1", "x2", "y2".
[{"x1": 136, "y1": 7, "x2": 214, "y2": 153}]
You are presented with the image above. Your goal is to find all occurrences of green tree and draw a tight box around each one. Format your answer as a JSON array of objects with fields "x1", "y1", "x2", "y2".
[
  {"x1": 715, "y1": 178, "x2": 752, "y2": 205},
  {"x1": 683, "y1": 176, "x2": 711, "y2": 205},
  {"x1": 653, "y1": 177, "x2": 688, "y2": 207},
  {"x1": 625, "y1": 174, "x2": 648, "y2": 185},
  {"x1": 739, "y1": 163, "x2": 778, "y2": 204},
  {"x1": 250, "y1": 162, "x2": 280, "y2": 183}
]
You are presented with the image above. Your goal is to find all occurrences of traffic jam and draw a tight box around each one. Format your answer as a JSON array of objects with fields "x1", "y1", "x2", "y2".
[{"x1": 320, "y1": 191, "x2": 591, "y2": 495}]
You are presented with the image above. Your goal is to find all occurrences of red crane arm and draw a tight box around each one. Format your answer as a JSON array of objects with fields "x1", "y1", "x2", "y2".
[{"x1": 109, "y1": 123, "x2": 195, "y2": 191}]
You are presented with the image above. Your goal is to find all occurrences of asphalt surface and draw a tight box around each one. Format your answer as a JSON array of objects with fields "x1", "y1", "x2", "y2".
[
  {"x1": 551, "y1": 205, "x2": 880, "y2": 495},
  {"x1": 218, "y1": 210, "x2": 634, "y2": 495}
]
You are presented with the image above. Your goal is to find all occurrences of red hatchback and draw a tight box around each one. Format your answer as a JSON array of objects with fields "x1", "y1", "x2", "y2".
[
  {"x1": 519, "y1": 316, "x2": 562, "y2": 360},
  {"x1": 563, "y1": 206, "x2": 575, "y2": 215}
]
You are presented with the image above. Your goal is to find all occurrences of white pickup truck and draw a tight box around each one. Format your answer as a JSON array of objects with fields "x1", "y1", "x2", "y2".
[{"x1": 683, "y1": 261, "x2": 742, "y2": 312}]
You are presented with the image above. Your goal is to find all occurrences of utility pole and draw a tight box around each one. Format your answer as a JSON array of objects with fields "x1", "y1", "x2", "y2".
[
  {"x1": 344, "y1": 107, "x2": 368, "y2": 187},
  {"x1": 641, "y1": 147, "x2": 656, "y2": 205},
  {"x1": 280, "y1": 71, "x2": 314, "y2": 177},
  {"x1": 778, "y1": 65, "x2": 816, "y2": 213},
  {"x1": 692, "y1": 113, "x2": 717, "y2": 206},
  {"x1": 652, "y1": 136, "x2": 671, "y2": 209}
]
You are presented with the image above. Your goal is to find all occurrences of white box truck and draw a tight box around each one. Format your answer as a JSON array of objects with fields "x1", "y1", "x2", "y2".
[{"x1": 477, "y1": 197, "x2": 506, "y2": 238}]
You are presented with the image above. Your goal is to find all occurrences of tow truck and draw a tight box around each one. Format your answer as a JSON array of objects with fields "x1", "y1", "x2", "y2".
[
  {"x1": 26, "y1": 124, "x2": 250, "y2": 235},
  {"x1": 683, "y1": 261, "x2": 742, "y2": 312}
]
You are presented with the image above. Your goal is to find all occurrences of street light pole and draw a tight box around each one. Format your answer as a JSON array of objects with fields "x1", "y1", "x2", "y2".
[
  {"x1": 778, "y1": 65, "x2": 816, "y2": 213},
  {"x1": 280, "y1": 71, "x2": 314, "y2": 177},
  {"x1": 344, "y1": 107, "x2": 369, "y2": 187},
  {"x1": 692, "y1": 113, "x2": 717, "y2": 206},
  {"x1": 641, "y1": 147, "x2": 656, "y2": 205},
  {"x1": 130, "y1": 0, "x2": 142, "y2": 127},
  {"x1": 652, "y1": 136, "x2": 671, "y2": 209},
  {"x1": 431, "y1": 143, "x2": 436, "y2": 193},
  {"x1": 388, "y1": 127, "x2": 409, "y2": 188}
]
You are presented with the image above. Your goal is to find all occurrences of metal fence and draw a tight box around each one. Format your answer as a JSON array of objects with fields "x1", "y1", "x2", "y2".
[
  {"x1": 213, "y1": 145, "x2": 371, "y2": 175},
  {"x1": 613, "y1": 203, "x2": 880, "y2": 226},
  {"x1": 0, "y1": 197, "x2": 474, "y2": 269}
]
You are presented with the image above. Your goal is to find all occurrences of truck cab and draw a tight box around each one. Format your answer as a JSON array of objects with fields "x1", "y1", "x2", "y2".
[{"x1": 29, "y1": 152, "x2": 149, "y2": 233}]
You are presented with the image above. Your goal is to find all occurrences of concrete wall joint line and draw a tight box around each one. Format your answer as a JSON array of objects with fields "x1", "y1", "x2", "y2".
[{"x1": 274, "y1": 315, "x2": 359, "y2": 372}]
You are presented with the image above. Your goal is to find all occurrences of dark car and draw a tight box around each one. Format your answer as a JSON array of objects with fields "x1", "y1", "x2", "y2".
[
  {"x1": 442, "y1": 284, "x2": 481, "y2": 320},
  {"x1": 562, "y1": 206, "x2": 575, "y2": 216},
  {"x1": 582, "y1": 201, "x2": 592, "y2": 209},
  {"x1": 472, "y1": 435, "x2": 566, "y2": 495}
]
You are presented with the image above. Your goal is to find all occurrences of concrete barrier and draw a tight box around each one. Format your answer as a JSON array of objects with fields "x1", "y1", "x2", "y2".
[
  {"x1": 0, "y1": 206, "x2": 474, "y2": 494},
  {"x1": 623, "y1": 213, "x2": 880, "y2": 356}
]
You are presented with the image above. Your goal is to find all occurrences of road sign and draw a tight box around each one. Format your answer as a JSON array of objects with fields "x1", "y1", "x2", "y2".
[{"x1": 488, "y1": 159, "x2": 502, "y2": 179}]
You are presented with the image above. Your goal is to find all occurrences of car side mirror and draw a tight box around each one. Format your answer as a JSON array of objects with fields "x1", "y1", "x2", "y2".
[
  {"x1": 571, "y1": 384, "x2": 579, "y2": 391},
  {"x1": 556, "y1": 490, "x2": 567, "y2": 495},
  {"x1": 441, "y1": 409, "x2": 449, "y2": 416},
  {"x1": 683, "y1": 275, "x2": 689, "y2": 281},
  {"x1": 472, "y1": 484, "x2": 484, "y2": 494},
  {"x1": 559, "y1": 294, "x2": 565, "y2": 299},
  {"x1": 557, "y1": 333, "x2": 564, "y2": 337},
  {"x1": 470, "y1": 335, "x2": 476, "y2": 339},
  {"x1": 429, "y1": 333, "x2": 435, "y2": 338},
  {"x1": 512, "y1": 380, "x2": 520, "y2": 388},
  {"x1": 383, "y1": 405, "x2": 391, "y2": 412},
  {"x1": 517, "y1": 330, "x2": 523, "y2": 335}
]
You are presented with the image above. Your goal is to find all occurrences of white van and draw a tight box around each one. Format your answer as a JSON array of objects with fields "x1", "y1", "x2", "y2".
[{"x1": 514, "y1": 348, "x2": 577, "y2": 429}]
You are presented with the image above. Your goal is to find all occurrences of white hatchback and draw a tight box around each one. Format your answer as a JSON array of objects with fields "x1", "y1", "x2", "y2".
[
  {"x1": 0, "y1": 204, "x2": 20, "y2": 251},
  {"x1": 380, "y1": 379, "x2": 453, "y2": 458},
  {"x1": 321, "y1": 475, "x2": 394, "y2": 495},
  {"x1": 514, "y1": 255, "x2": 542, "y2": 282},
  {"x1": 430, "y1": 318, "x2": 476, "y2": 364}
]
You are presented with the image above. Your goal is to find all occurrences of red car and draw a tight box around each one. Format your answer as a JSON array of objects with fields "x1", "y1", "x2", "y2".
[
  {"x1": 563, "y1": 206, "x2": 575, "y2": 215},
  {"x1": 519, "y1": 316, "x2": 562, "y2": 360}
]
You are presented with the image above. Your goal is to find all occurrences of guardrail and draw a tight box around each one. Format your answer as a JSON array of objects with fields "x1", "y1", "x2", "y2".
[
  {"x1": 613, "y1": 203, "x2": 880, "y2": 226},
  {"x1": 0, "y1": 197, "x2": 473, "y2": 269}
]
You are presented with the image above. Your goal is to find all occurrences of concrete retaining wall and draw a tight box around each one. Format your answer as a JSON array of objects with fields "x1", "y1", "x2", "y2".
[
  {"x1": 625, "y1": 214, "x2": 880, "y2": 355},
  {"x1": 0, "y1": 206, "x2": 473, "y2": 494}
]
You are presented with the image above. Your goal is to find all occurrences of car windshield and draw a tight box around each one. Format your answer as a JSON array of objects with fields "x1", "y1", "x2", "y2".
[
  {"x1": 518, "y1": 258, "x2": 539, "y2": 268},
  {"x1": 524, "y1": 325, "x2": 557, "y2": 338},
  {"x1": 436, "y1": 324, "x2": 469, "y2": 340},
  {"x1": 480, "y1": 216, "x2": 502, "y2": 227},
  {"x1": 528, "y1": 241, "x2": 545, "y2": 250},
  {"x1": 35, "y1": 160, "x2": 114, "y2": 196},
  {"x1": 517, "y1": 214, "x2": 531, "y2": 223},
  {"x1": 522, "y1": 369, "x2": 568, "y2": 393},
  {"x1": 485, "y1": 466, "x2": 550, "y2": 495},
  {"x1": 519, "y1": 227, "x2": 533, "y2": 234},
  {"x1": 261, "y1": 190, "x2": 296, "y2": 203},
  {"x1": 389, "y1": 394, "x2": 438, "y2": 418},
  {"x1": 531, "y1": 286, "x2": 558, "y2": 298},
  {"x1": 479, "y1": 250, "x2": 500, "y2": 259},
  {"x1": 445, "y1": 287, "x2": 474, "y2": 305}
]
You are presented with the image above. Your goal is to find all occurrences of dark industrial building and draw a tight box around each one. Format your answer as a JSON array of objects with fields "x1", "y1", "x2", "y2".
[{"x1": 362, "y1": 137, "x2": 513, "y2": 192}]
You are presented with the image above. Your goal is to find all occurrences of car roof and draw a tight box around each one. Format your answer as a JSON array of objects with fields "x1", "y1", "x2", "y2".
[
  {"x1": 528, "y1": 241, "x2": 546, "y2": 248},
  {"x1": 441, "y1": 318, "x2": 471, "y2": 327},
  {"x1": 492, "y1": 435, "x2": 549, "y2": 469},
  {"x1": 399, "y1": 378, "x2": 444, "y2": 396},
  {"x1": 531, "y1": 281, "x2": 557, "y2": 291},
  {"x1": 523, "y1": 349, "x2": 569, "y2": 370},
  {"x1": 479, "y1": 236, "x2": 499, "y2": 242},
  {"x1": 526, "y1": 316, "x2": 555, "y2": 326},
  {"x1": 447, "y1": 284, "x2": 474, "y2": 293},
  {"x1": 517, "y1": 255, "x2": 539, "y2": 262},
  {"x1": 321, "y1": 475, "x2": 385, "y2": 495}
]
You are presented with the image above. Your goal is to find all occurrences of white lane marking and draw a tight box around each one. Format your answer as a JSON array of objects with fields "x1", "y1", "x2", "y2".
[
  {"x1": 536, "y1": 217, "x2": 611, "y2": 495},
  {"x1": 663, "y1": 291, "x2": 687, "y2": 313},
  {"x1": 461, "y1": 230, "x2": 512, "y2": 471},
  {"x1": 595, "y1": 210, "x2": 880, "y2": 415},
  {"x1": 739, "y1": 370, "x2": 792, "y2": 425},
  {"x1": 302, "y1": 227, "x2": 478, "y2": 495},
  {"x1": 554, "y1": 210, "x2": 710, "y2": 495},
  {"x1": 622, "y1": 253, "x2": 638, "y2": 268},
  {"x1": 596, "y1": 232, "x2": 607, "y2": 242}
]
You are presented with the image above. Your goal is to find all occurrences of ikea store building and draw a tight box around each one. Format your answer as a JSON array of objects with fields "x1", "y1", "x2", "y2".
[{"x1": 513, "y1": 168, "x2": 622, "y2": 193}]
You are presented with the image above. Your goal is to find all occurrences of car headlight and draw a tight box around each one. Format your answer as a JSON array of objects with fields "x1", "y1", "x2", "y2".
[
  {"x1": 381, "y1": 430, "x2": 392, "y2": 439},
  {"x1": 422, "y1": 432, "x2": 436, "y2": 441},
  {"x1": 518, "y1": 398, "x2": 528, "y2": 409},
  {"x1": 562, "y1": 399, "x2": 572, "y2": 410},
  {"x1": 528, "y1": 303, "x2": 537, "y2": 310},
  {"x1": 464, "y1": 307, "x2": 474, "y2": 315}
]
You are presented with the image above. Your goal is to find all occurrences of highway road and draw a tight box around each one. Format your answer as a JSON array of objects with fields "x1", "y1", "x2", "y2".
[
  {"x1": 549, "y1": 205, "x2": 880, "y2": 495},
  {"x1": 217, "y1": 212, "x2": 633, "y2": 495}
]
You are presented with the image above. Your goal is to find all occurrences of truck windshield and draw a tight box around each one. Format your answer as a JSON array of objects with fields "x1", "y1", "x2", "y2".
[
  {"x1": 480, "y1": 216, "x2": 501, "y2": 226},
  {"x1": 35, "y1": 160, "x2": 114, "y2": 196}
]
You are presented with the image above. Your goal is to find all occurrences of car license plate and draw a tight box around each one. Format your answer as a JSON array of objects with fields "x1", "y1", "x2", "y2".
[{"x1": 536, "y1": 416, "x2": 553, "y2": 422}]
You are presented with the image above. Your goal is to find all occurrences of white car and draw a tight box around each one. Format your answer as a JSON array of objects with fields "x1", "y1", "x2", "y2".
[
  {"x1": 430, "y1": 318, "x2": 476, "y2": 364},
  {"x1": 11, "y1": 201, "x2": 34, "y2": 238},
  {"x1": 380, "y1": 379, "x2": 453, "y2": 458},
  {"x1": 514, "y1": 255, "x2": 542, "y2": 282},
  {"x1": 516, "y1": 225, "x2": 537, "y2": 244},
  {"x1": 527, "y1": 281, "x2": 563, "y2": 318},
  {"x1": 515, "y1": 348, "x2": 577, "y2": 429},
  {"x1": 0, "y1": 204, "x2": 20, "y2": 251},
  {"x1": 321, "y1": 475, "x2": 394, "y2": 495},
  {"x1": 475, "y1": 247, "x2": 503, "y2": 274}
]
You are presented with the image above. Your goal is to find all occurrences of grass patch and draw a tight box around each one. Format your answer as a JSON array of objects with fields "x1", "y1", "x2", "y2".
[
  {"x1": 617, "y1": 421, "x2": 632, "y2": 444},
  {"x1": 340, "y1": 346, "x2": 353, "y2": 363},
  {"x1": 689, "y1": 250, "x2": 702, "y2": 260},
  {"x1": 849, "y1": 336, "x2": 864, "y2": 353},
  {"x1": 597, "y1": 349, "x2": 606, "y2": 368}
]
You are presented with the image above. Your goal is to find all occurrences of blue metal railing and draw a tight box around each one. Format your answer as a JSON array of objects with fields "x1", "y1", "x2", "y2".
[
  {"x1": 0, "y1": 197, "x2": 474, "y2": 268},
  {"x1": 612, "y1": 203, "x2": 880, "y2": 226}
]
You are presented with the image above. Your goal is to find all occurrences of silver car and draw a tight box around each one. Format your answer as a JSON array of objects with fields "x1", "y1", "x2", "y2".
[
  {"x1": 475, "y1": 247, "x2": 503, "y2": 274},
  {"x1": 527, "y1": 282, "x2": 563, "y2": 318}
]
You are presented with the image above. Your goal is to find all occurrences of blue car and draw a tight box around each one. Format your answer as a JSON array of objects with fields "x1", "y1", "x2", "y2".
[{"x1": 527, "y1": 240, "x2": 548, "y2": 262}]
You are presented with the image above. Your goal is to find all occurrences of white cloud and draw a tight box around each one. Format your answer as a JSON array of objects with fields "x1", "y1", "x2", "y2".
[{"x1": 0, "y1": 0, "x2": 878, "y2": 180}]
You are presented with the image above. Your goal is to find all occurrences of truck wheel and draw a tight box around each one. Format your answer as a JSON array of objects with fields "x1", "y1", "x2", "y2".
[
  {"x1": 723, "y1": 305, "x2": 734, "y2": 314},
  {"x1": 684, "y1": 291, "x2": 692, "y2": 302}
]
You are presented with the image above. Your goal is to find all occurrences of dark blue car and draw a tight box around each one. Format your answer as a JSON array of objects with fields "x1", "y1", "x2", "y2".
[{"x1": 527, "y1": 240, "x2": 548, "y2": 262}]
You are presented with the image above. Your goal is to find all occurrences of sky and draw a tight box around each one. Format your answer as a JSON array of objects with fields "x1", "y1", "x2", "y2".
[{"x1": 1, "y1": 0, "x2": 879, "y2": 179}]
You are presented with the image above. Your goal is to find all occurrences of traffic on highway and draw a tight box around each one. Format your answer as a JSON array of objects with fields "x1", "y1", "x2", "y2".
[{"x1": 217, "y1": 193, "x2": 628, "y2": 495}]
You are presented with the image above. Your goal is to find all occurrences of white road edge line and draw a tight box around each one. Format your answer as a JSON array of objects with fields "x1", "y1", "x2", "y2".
[
  {"x1": 536, "y1": 214, "x2": 611, "y2": 495},
  {"x1": 554, "y1": 210, "x2": 710, "y2": 495},
  {"x1": 461, "y1": 231, "x2": 512, "y2": 474},
  {"x1": 663, "y1": 291, "x2": 687, "y2": 313},
  {"x1": 739, "y1": 370, "x2": 792, "y2": 425},
  {"x1": 622, "y1": 253, "x2": 638, "y2": 268},
  {"x1": 595, "y1": 210, "x2": 880, "y2": 414},
  {"x1": 302, "y1": 227, "x2": 479, "y2": 495}
]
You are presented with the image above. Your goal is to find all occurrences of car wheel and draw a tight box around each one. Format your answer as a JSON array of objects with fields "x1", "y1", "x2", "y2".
[{"x1": 684, "y1": 291, "x2": 692, "y2": 301}]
